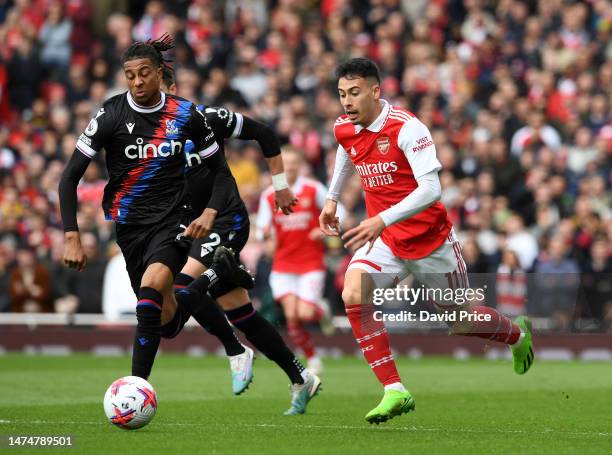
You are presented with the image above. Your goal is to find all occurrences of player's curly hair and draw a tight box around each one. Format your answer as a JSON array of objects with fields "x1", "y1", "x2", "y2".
[
  {"x1": 161, "y1": 65, "x2": 175, "y2": 89},
  {"x1": 335, "y1": 58, "x2": 381, "y2": 83},
  {"x1": 121, "y1": 33, "x2": 175, "y2": 71}
]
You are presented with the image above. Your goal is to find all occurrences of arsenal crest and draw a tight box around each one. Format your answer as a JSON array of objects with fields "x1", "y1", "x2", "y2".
[{"x1": 376, "y1": 136, "x2": 390, "y2": 155}]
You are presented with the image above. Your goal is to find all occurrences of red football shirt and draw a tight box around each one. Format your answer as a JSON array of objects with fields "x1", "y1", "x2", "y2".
[
  {"x1": 333, "y1": 100, "x2": 452, "y2": 259},
  {"x1": 256, "y1": 177, "x2": 328, "y2": 273}
]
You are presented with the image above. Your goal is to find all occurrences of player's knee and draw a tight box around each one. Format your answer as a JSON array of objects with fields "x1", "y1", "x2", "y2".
[
  {"x1": 141, "y1": 262, "x2": 173, "y2": 292},
  {"x1": 342, "y1": 286, "x2": 362, "y2": 307},
  {"x1": 297, "y1": 302, "x2": 316, "y2": 321}
]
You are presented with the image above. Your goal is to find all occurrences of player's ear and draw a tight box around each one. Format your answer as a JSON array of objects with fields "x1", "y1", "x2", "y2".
[{"x1": 371, "y1": 81, "x2": 381, "y2": 101}]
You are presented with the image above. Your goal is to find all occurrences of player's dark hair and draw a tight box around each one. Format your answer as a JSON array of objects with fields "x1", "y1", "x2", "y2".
[
  {"x1": 335, "y1": 58, "x2": 381, "y2": 84},
  {"x1": 121, "y1": 33, "x2": 175, "y2": 69},
  {"x1": 161, "y1": 66, "x2": 175, "y2": 88}
]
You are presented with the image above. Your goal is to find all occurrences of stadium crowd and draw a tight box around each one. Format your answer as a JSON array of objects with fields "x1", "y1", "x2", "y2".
[{"x1": 0, "y1": 0, "x2": 610, "y2": 331}]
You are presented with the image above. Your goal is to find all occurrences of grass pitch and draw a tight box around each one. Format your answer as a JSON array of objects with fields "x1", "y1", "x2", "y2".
[{"x1": 0, "y1": 354, "x2": 611, "y2": 454}]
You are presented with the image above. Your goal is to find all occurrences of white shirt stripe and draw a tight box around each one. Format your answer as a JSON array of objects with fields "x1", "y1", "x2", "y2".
[
  {"x1": 76, "y1": 140, "x2": 97, "y2": 158},
  {"x1": 231, "y1": 113, "x2": 244, "y2": 138},
  {"x1": 197, "y1": 141, "x2": 219, "y2": 159}
]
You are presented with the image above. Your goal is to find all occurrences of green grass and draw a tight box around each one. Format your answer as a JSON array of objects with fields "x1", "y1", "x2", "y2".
[{"x1": 0, "y1": 354, "x2": 611, "y2": 454}]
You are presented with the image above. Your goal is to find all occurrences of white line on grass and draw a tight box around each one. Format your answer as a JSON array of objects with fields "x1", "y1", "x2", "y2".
[{"x1": 0, "y1": 420, "x2": 610, "y2": 437}]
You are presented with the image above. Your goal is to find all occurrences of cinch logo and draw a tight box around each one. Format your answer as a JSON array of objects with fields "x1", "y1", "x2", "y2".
[
  {"x1": 124, "y1": 137, "x2": 183, "y2": 159},
  {"x1": 355, "y1": 161, "x2": 398, "y2": 177},
  {"x1": 185, "y1": 150, "x2": 202, "y2": 168}
]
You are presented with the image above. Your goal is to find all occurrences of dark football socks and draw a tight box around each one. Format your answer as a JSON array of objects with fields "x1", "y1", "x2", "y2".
[
  {"x1": 132, "y1": 287, "x2": 163, "y2": 379},
  {"x1": 225, "y1": 303, "x2": 305, "y2": 384},
  {"x1": 165, "y1": 273, "x2": 245, "y2": 356}
]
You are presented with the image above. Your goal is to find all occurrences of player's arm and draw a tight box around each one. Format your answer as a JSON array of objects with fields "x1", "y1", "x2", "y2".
[
  {"x1": 207, "y1": 106, "x2": 297, "y2": 214},
  {"x1": 240, "y1": 117, "x2": 297, "y2": 214},
  {"x1": 58, "y1": 109, "x2": 109, "y2": 271},
  {"x1": 320, "y1": 144, "x2": 354, "y2": 235},
  {"x1": 342, "y1": 120, "x2": 442, "y2": 252},
  {"x1": 58, "y1": 152, "x2": 91, "y2": 271},
  {"x1": 255, "y1": 190, "x2": 273, "y2": 241},
  {"x1": 379, "y1": 120, "x2": 442, "y2": 225},
  {"x1": 184, "y1": 106, "x2": 229, "y2": 239}
]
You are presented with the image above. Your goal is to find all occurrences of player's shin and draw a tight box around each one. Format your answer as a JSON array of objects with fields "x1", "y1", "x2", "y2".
[
  {"x1": 226, "y1": 302, "x2": 306, "y2": 384},
  {"x1": 287, "y1": 319, "x2": 315, "y2": 359},
  {"x1": 191, "y1": 293, "x2": 245, "y2": 356},
  {"x1": 132, "y1": 287, "x2": 163, "y2": 379},
  {"x1": 346, "y1": 303, "x2": 403, "y2": 389},
  {"x1": 449, "y1": 305, "x2": 522, "y2": 345}
]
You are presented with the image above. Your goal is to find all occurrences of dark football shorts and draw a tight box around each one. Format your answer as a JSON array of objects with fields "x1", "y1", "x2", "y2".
[
  {"x1": 116, "y1": 206, "x2": 192, "y2": 295},
  {"x1": 188, "y1": 212, "x2": 250, "y2": 297}
]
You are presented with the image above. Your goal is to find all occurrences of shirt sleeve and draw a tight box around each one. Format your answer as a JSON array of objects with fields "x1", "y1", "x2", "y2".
[
  {"x1": 204, "y1": 106, "x2": 244, "y2": 139},
  {"x1": 327, "y1": 144, "x2": 355, "y2": 201},
  {"x1": 378, "y1": 170, "x2": 442, "y2": 226},
  {"x1": 397, "y1": 120, "x2": 442, "y2": 179},
  {"x1": 75, "y1": 106, "x2": 114, "y2": 159},
  {"x1": 186, "y1": 104, "x2": 220, "y2": 160}
]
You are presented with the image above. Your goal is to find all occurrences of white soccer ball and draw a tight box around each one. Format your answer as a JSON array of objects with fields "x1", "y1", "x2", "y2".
[{"x1": 103, "y1": 376, "x2": 158, "y2": 430}]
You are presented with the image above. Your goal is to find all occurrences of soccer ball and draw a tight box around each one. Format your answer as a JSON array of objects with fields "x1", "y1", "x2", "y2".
[{"x1": 103, "y1": 376, "x2": 158, "y2": 430}]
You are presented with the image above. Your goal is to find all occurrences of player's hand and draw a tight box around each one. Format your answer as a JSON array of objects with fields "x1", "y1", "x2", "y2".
[
  {"x1": 63, "y1": 232, "x2": 87, "y2": 271},
  {"x1": 275, "y1": 188, "x2": 298, "y2": 215},
  {"x1": 308, "y1": 227, "x2": 326, "y2": 242},
  {"x1": 341, "y1": 215, "x2": 385, "y2": 253},
  {"x1": 319, "y1": 199, "x2": 340, "y2": 236},
  {"x1": 185, "y1": 208, "x2": 217, "y2": 239}
]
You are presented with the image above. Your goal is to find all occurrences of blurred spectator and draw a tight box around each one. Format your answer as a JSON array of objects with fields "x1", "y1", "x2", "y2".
[
  {"x1": 580, "y1": 238, "x2": 612, "y2": 327},
  {"x1": 8, "y1": 247, "x2": 52, "y2": 312},
  {"x1": 38, "y1": 0, "x2": 72, "y2": 79},
  {"x1": 510, "y1": 110, "x2": 562, "y2": 156},
  {"x1": 535, "y1": 235, "x2": 581, "y2": 330},
  {"x1": 504, "y1": 214, "x2": 539, "y2": 271},
  {"x1": 496, "y1": 248, "x2": 527, "y2": 318},
  {"x1": 0, "y1": 243, "x2": 11, "y2": 311},
  {"x1": 102, "y1": 243, "x2": 137, "y2": 321},
  {"x1": 7, "y1": 37, "x2": 40, "y2": 111},
  {"x1": 58, "y1": 232, "x2": 107, "y2": 314}
]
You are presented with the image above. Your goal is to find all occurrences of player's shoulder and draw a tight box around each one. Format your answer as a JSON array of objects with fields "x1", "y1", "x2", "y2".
[
  {"x1": 387, "y1": 105, "x2": 418, "y2": 126},
  {"x1": 96, "y1": 93, "x2": 125, "y2": 116},
  {"x1": 387, "y1": 106, "x2": 431, "y2": 141},
  {"x1": 165, "y1": 93, "x2": 198, "y2": 111},
  {"x1": 333, "y1": 115, "x2": 355, "y2": 140}
]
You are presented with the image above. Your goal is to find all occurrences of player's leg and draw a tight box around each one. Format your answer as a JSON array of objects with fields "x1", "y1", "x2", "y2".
[
  {"x1": 272, "y1": 272, "x2": 317, "y2": 369},
  {"x1": 132, "y1": 260, "x2": 176, "y2": 380},
  {"x1": 279, "y1": 292, "x2": 316, "y2": 369},
  {"x1": 173, "y1": 256, "x2": 246, "y2": 356},
  {"x1": 343, "y1": 239, "x2": 415, "y2": 424},
  {"x1": 215, "y1": 286, "x2": 321, "y2": 415},
  {"x1": 295, "y1": 270, "x2": 328, "y2": 375},
  {"x1": 410, "y1": 229, "x2": 534, "y2": 374}
]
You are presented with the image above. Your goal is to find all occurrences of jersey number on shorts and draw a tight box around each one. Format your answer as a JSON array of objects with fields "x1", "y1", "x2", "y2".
[{"x1": 201, "y1": 233, "x2": 221, "y2": 257}]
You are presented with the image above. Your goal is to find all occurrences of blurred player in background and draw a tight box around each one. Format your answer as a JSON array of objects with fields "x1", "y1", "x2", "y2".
[
  {"x1": 256, "y1": 147, "x2": 339, "y2": 376},
  {"x1": 160, "y1": 71, "x2": 322, "y2": 414},
  {"x1": 320, "y1": 58, "x2": 535, "y2": 424},
  {"x1": 59, "y1": 36, "x2": 251, "y2": 381}
]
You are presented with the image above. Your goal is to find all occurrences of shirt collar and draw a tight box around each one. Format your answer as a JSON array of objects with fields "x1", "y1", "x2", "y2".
[
  {"x1": 126, "y1": 91, "x2": 166, "y2": 113},
  {"x1": 355, "y1": 99, "x2": 390, "y2": 134}
]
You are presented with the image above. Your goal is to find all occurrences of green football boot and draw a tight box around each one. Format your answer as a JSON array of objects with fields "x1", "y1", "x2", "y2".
[
  {"x1": 511, "y1": 316, "x2": 535, "y2": 374},
  {"x1": 365, "y1": 389, "x2": 415, "y2": 424}
]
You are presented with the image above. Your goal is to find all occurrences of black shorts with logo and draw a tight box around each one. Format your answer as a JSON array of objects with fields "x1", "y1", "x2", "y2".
[
  {"x1": 116, "y1": 205, "x2": 192, "y2": 295},
  {"x1": 188, "y1": 209, "x2": 249, "y2": 297},
  {"x1": 188, "y1": 210, "x2": 249, "y2": 267}
]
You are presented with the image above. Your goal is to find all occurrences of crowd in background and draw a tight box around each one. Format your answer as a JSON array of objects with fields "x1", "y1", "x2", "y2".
[{"x1": 0, "y1": 0, "x2": 610, "y2": 331}]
